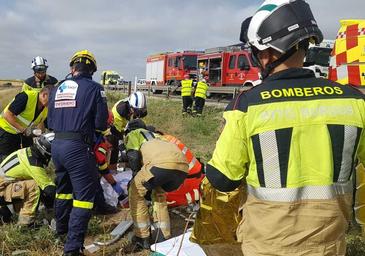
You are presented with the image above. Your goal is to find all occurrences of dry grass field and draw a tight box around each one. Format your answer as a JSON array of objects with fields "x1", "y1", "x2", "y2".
[{"x1": 0, "y1": 80, "x2": 23, "y2": 111}]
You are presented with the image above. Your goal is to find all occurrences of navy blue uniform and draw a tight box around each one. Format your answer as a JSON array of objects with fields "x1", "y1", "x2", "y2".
[{"x1": 48, "y1": 73, "x2": 108, "y2": 253}]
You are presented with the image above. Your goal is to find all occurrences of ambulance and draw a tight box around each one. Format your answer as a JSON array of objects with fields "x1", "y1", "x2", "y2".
[{"x1": 328, "y1": 19, "x2": 365, "y2": 86}]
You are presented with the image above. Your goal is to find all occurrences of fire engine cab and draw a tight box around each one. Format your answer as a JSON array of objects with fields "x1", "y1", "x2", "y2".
[
  {"x1": 146, "y1": 51, "x2": 203, "y2": 89},
  {"x1": 197, "y1": 45, "x2": 260, "y2": 87}
]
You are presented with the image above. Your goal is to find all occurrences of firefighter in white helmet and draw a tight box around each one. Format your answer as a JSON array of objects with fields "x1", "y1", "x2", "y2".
[
  {"x1": 196, "y1": 0, "x2": 365, "y2": 255},
  {"x1": 108, "y1": 91, "x2": 147, "y2": 171},
  {"x1": 23, "y1": 56, "x2": 58, "y2": 92}
]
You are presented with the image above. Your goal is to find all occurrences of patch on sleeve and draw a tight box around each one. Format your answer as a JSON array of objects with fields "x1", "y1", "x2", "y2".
[
  {"x1": 55, "y1": 80, "x2": 79, "y2": 100},
  {"x1": 100, "y1": 90, "x2": 106, "y2": 98},
  {"x1": 55, "y1": 100, "x2": 76, "y2": 108}
]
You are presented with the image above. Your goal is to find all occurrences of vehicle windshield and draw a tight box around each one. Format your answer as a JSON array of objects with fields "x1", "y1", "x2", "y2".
[
  {"x1": 183, "y1": 55, "x2": 198, "y2": 70},
  {"x1": 304, "y1": 47, "x2": 332, "y2": 67},
  {"x1": 107, "y1": 74, "x2": 120, "y2": 79}
]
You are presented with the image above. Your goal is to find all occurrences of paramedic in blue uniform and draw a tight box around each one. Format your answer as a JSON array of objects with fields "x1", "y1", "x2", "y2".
[{"x1": 48, "y1": 50, "x2": 108, "y2": 256}]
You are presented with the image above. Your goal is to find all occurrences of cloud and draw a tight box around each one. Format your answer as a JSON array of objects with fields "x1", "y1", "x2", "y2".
[{"x1": 0, "y1": 0, "x2": 363, "y2": 81}]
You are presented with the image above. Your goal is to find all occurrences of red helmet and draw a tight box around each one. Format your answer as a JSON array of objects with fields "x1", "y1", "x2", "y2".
[{"x1": 107, "y1": 110, "x2": 114, "y2": 126}]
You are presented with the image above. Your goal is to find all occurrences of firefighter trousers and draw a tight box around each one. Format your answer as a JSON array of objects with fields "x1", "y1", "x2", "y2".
[
  {"x1": 0, "y1": 179, "x2": 40, "y2": 225},
  {"x1": 193, "y1": 97, "x2": 205, "y2": 115},
  {"x1": 52, "y1": 139, "x2": 98, "y2": 253},
  {"x1": 129, "y1": 167, "x2": 188, "y2": 239},
  {"x1": 182, "y1": 96, "x2": 193, "y2": 113}
]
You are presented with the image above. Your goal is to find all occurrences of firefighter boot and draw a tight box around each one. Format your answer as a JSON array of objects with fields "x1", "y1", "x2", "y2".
[{"x1": 132, "y1": 236, "x2": 151, "y2": 250}]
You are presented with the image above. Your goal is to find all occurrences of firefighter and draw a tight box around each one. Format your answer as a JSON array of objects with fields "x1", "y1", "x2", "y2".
[
  {"x1": 123, "y1": 119, "x2": 188, "y2": 249},
  {"x1": 48, "y1": 50, "x2": 108, "y2": 256},
  {"x1": 23, "y1": 56, "x2": 58, "y2": 92},
  {"x1": 192, "y1": 76, "x2": 209, "y2": 117},
  {"x1": 0, "y1": 86, "x2": 50, "y2": 162},
  {"x1": 109, "y1": 91, "x2": 147, "y2": 171},
  {"x1": 0, "y1": 132, "x2": 55, "y2": 226},
  {"x1": 180, "y1": 74, "x2": 194, "y2": 115},
  {"x1": 199, "y1": 0, "x2": 365, "y2": 255}
]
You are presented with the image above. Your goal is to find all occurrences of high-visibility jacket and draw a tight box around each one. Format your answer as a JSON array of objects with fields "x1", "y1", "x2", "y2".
[
  {"x1": 194, "y1": 81, "x2": 209, "y2": 99},
  {"x1": 181, "y1": 79, "x2": 193, "y2": 97},
  {"x1": 111, "y1": 99, "x2": 129, "y2": 133},
  {"x1": 0, "y1": 147, "x2": 54, "y2": 190},
  {"x1": 205, "y1": 68, "x2": 365, "y2": 255},
  {"x1": 125, "y1": 128, "x2": 161, "y2": 151},
  {"x1": 162, "y1": 134, "x2": 201, "y2": 176},
  {"x1": 0, "y1": 90, "x2": 48, "y2": 134},
  {"x1": 162, "y1": 134, "x2": 203, "y2": 206}
]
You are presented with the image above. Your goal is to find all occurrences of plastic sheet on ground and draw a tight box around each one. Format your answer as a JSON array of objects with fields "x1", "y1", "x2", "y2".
[
  {"x1": 150, "y1": 229, "x2": 206, "y2": 256},
  {"x1": 100, "y1": 168, "x2": 133, "y2": 207}
]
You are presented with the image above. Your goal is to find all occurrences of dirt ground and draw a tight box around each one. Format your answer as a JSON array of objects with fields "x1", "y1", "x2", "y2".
[{"x1": 83, "y1": 207, "x2": 192, "y2": 256}]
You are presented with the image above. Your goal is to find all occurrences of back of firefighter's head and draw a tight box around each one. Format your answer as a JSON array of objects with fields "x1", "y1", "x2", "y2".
[
  {"x1": 128, "y1": 91, "x2": 147, "y2": 118},
  {"x1": 184, "y1": 74, "x2": 190, "y2": 80},
  {"x1": 239, "y1": 0, "x2": 323, "y2": 79},
  {"x1": 31, "y1": 56, "x2": 48, "y2": 80},
  {"x1": 69, "y1": 50, "x2": 97, "y2": 76},
  {"x1": 34, "y1": 132, "x2": 55, "y2": 161},
  {"x1": 125, "y1": 118, "x2": 147, "y2": 135}
]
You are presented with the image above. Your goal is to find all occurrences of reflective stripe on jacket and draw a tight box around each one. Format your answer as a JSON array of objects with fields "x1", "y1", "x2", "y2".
[
  {"x1": 0, "y1": 147, "x2": 54, "y2": 190},
  {"x1": 0, "y1": 90, "x2": 47, "y2": 134},
  {"x1": 194, "y1": 81, "x2": 209, "y2": 99},
  {"x1": 163, "y1": 134, "x2": 201, "y2": 176}
]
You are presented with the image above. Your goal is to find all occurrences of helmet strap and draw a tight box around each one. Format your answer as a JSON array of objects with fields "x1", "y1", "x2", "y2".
[{"x1": 261, "y1": 46, "x2": 297, "y2": 79}]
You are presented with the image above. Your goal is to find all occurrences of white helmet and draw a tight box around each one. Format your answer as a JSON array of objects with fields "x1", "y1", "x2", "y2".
[
  {"x1": 34, "y1": 132, "x2": 55, "y2": 157},
  {"x1": 242, "y1": 0, "x2": 323, "y2": 53},
  {"x1": 239, "y1": 0, "x2": 323, "y2": 78},
  {"x1": 128, "y1": 91, "x2": 147, "y2": 110},
  {"x1": 31, "y1": 56, "x2": 48, "y2": 72}
]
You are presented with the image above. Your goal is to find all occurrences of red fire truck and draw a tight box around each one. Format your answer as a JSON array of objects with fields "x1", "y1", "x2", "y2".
[
  {"x1": 197, "y1": 45, "x2": 260, "y2": 87},
  {"x1": 146, "y1": 51, "x2": 203, "y2": 88}
]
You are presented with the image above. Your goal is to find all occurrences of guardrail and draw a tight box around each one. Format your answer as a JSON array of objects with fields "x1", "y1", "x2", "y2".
[
  {"x1": 106, "y1": 83, "x2": 365, "y2": 99},
  {"x1": 106, "y1": 83, "x2": 249, "y2": 98}
]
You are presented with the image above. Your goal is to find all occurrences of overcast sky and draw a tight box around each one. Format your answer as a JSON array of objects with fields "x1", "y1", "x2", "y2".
[{"x1": 0, "y1": 0, "x2": 363, "y2": 81}]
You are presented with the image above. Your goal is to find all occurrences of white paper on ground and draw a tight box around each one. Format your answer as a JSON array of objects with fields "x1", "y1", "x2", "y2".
[{"x1": 150, "y1": 229, "x2": 206, "y2": 256}]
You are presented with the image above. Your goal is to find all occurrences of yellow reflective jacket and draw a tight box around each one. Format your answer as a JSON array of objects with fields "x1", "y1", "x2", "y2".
[
  {"x1": 181, "y1": 79, "x2": 193, "y2": 97},
  {"x1": 111, "y1": 99, "x2": 129, "y2": 133},
  {"x1": 194, "y1": 81, "x2": 209, "y2": 99},
  {"x1": 124, "y1": 128, "x2": 161, "y2": 151},
  {"x1": 0, "y1": 90, "x2": 48, "y2": 134},
  {"x1": 205, "y1": 68, "x2": 365, "y2": 253},
  {"x1": 0, "y1": 147, "x2": 54, "y2": 190}
]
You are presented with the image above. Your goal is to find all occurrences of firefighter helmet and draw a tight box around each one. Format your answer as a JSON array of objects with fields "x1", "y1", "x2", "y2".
[
  {"x1": 124, "y1": 119, "x2": 147, "y2": 134},
  {"x1": 129, "y1": 91, "x2": 147, "y2": 112},
  {"x1": 34, "y1": 132, "x2": 55, "y2": 157},
  {"x1": 241, "y1": 0, "x2": 323, "y2": 54},
  {"x1": 69, "y1": 50, "x2": 97, "y2": 73},
  {"x1": 31, "y1": 56, "x2": 48, "y2": 72}
]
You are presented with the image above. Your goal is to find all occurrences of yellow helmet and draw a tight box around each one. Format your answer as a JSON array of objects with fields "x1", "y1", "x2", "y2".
[{"x1": 69, "y1": 50, "x2": 97, "y2": 72}]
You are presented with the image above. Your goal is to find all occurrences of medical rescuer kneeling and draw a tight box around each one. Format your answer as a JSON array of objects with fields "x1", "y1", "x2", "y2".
[
  {"x1": 199, "y1": 0, "x2": 365, "y2": 255},
  {"x1": 48, "y1": 50, "x2": 108, "y2": 256},
  {"x1": 123, "y1": 119, "x2": 188, "y2": 250}
]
